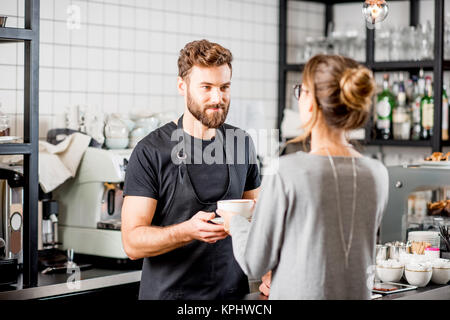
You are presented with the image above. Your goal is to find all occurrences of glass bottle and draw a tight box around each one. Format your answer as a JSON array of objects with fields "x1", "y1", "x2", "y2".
[
  {"x1": 392, "y1": 73, "x2": 400, "y2": 97},
  {"x1": 0, "y1": 102, "x2": 10, "y2": 137},
  {"x1": 376, "y1": 74, "x2": 395, "y2": 140},
  {"x1": 421, "y1": 76, "x2": 434, "y2": 140},
  {"x1": 393, "y1": 90, "x2": 411, "y2": 140},
  {"x1": 406, "y1": 78, "x2": 414, "y2": 104},
  {"x1": 442, "y1": 85, "x2": 449, "y2": 141},
  {"x1": 411, "y1": 76, "x2": 422, "y2": 140}
]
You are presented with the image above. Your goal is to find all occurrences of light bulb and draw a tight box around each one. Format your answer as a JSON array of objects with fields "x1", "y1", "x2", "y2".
[{"x1": 362, "y1": 0, "x2": 388, "y2": 29}]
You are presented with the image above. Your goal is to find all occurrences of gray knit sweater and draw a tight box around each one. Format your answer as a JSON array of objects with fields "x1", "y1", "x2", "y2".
[{"x1": 230, "y1": 151, "x2": 389, "y2": 300}]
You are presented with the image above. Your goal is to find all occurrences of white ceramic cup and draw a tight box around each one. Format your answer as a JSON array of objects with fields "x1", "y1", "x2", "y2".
[{"x1": 217, "y1": 199, "x2": 255, "y2": 220}]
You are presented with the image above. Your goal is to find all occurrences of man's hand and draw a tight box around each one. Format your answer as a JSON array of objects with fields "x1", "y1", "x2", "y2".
[
  {"x1": 259, "y1": 271, "x2": 271, "y2": 297},
  {"x1": 185, "y1": 211, "x2": 229, "y2": 243},
  {"x1": 216, "y1": 209, "x2": 239, "y2": 234}
]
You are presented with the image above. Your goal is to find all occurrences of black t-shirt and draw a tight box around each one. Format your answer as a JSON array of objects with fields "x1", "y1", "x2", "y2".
[
  {"x1": 185, "y1": 135, "x2": 228, "y2": 203},
  {"x1": 123, "y1": 121, "x2": 261, "y2": 219}
]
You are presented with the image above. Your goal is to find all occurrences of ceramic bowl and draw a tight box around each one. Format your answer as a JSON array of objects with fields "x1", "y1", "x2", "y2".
[
  {"x1": 130, "y1": 127, "x2": 149, "y2": 138},
  {"x1": 376, "y1": 265, "x2": 404, "y2": 283},
  {"x1": 105, "y1": 138, "x2": 129, "y2": 149},
  {"x1": 431, "y1": 267, "x2": 450, "y2": 285},
  {"x1": 135, "y1": 117, "x2": 160, "y2": 133},
  {"x1": 404, "y1": 268, "x2": 432, "y2": 287}
]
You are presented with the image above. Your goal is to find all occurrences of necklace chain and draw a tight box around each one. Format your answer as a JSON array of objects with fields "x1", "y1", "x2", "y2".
[{"x1": 311, "y1": 146, "x2": 357, "y2": 269}]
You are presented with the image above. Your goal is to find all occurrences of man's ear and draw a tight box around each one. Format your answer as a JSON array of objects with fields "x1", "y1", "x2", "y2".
[{"x1": 177, "y1": 76, "x2": 186, "y2": 96}]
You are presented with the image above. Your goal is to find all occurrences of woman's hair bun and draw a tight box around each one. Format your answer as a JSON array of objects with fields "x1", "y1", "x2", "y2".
[{"x1": 339, "y1": 66, "x2": 375, "y2": 112}]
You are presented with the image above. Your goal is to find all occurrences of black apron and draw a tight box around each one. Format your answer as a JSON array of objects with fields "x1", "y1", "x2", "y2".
[{"x1": 138, "y1": 115, "x2": 249, "y2": 300}]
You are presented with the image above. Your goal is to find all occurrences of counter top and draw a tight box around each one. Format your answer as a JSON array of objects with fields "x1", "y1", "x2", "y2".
[
  {"x1": 243, "y1": 284, "x2": 450, "y2": 300},
  {"x1": 0, "y1": 268, "x2": 141, "y2": 300},
  {"x1": 376, "y1": 283, "x2": 450, "y2": 300},
  {"x1": 1, "y1": 266, "x2": 446, "y2": 300}
]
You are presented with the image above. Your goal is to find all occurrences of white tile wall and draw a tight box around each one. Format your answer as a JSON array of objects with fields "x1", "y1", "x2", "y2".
[
  {"x1": 0, "y1": 0, "x2": 279, "y2": 141},
  {"x1": 0, "y1": 0, "x2": 441, "y2": 163}
]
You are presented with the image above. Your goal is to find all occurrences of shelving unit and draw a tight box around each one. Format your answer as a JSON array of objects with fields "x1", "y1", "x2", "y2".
[
  {"x1": 278, "y1": 0, "x2": 447, "y2": 151},
  {"x1": 0, "y1": 0, "x2": 40, "y2": 287}
]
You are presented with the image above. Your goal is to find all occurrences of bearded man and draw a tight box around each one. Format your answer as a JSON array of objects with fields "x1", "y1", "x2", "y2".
[{"x1": 121, "y1": 40, "x2": 261, "y2": 300}]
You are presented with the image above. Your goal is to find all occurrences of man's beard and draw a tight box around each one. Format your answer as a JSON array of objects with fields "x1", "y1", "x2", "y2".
[{"x1": 186, "y1": 90, "x2": 229, "y2": 129}]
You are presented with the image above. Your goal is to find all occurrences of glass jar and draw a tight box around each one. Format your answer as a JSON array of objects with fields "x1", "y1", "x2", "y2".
[
  {"x1": 345, "y1": 30, "x2": 358, "y2": 58},
  {"x1": 405, "y1": 26, "x2": 418, "y2": 61},
  {"x1": 376, "y1": 28, "x2": 390, "y2": 61},
  {"x1": 303, "y1": 37, "x2": 314, "y2": 61},
  {"x1": 417, "y1": 21, "x2": 434, "y2": 60},
  {"x1": 425, "y1": 247, "x2": 440, "y2": 260},
  {"x1": 0, "y1": 104, "x2": 10, "y2": 136},
  {"x1": 390, "y1": 27, "x2": 403, "y2": 61}
]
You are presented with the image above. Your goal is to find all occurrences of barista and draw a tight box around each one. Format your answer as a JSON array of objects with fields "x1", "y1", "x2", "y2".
[{"x1": 121, "y1": 40, "x2": 261, "y2": 300}]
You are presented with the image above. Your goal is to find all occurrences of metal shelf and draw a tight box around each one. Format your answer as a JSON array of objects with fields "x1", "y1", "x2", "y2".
[
  {"x1": 0, "y1": 143, "x2": 32, "y2": 155},
  {"x1": 284, "y1": 64, "x2": 304, "y2": 72},
  {"x1": 366, "y1": 140, "x2": 432, "y2": 147},
  {"x1": 0, "y1": 27, "x2": 35, "y2": 42},
  {"x1": 370, "y1": 60, "x2": 435, "y2": 71},
  {"x1": 284, "y1": 60, "x2": 438, "y2": 73},
  {"x1": 0, "y1": 0, "x2": 40, "y2": 289}
]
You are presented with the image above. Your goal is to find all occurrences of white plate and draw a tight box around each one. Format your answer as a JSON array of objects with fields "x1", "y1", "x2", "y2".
[
  {"x1": 421, "y1": 161, "x2": 450, "y2": 166},
  {"x1": 372, "y1": 281, "x2": 417, "y2": 295},
  {"x1": 210, "y1": 217, "x2": 224, "y2": 225},
  {"x1": 0, "y1": 136, "x2": 20, "y2": 143}
]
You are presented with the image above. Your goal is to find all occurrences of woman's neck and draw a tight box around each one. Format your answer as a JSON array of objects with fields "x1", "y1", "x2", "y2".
[{"x1": 309, "y1": 121, "x2": 359, "y2": 157}]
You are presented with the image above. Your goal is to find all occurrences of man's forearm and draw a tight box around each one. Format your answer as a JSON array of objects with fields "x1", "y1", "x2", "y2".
[{"x1": 124, "y1": 222, "x2": 192, "y2": 259}]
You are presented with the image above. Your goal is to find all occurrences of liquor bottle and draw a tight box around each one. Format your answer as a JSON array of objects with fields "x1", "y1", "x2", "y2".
[
  {"x1": 443, "y1": 85, "x2": 449, "y2": 141},
  {"x1": 393, "y1": 88, "x2": 411, "y2": 140},
  {"x1": 376, "y1": 74, "x2": 395, "y2": 140},
  {"x1": 411, "y1": 76, "x2": 422, "y2": 140},
  {"x1": 392, "y1": 73, "x2": 400, "y2": 97},
  {"x1": 406, "y1": 78, "x2": 414, "y2": 105},
  {"x1": 420, "y1": 76, "x2": 434, "y2": 140}
]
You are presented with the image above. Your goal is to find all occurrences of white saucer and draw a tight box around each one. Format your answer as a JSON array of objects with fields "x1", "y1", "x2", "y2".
[
  {"x1": 210, "y1": 217, "x2": 224, "y2": 225},
  {"x1": 421, "y1": 161, "x2": 450, "y2": 167},
  {"x1": 0, "y1": 136, "x2": 20, "y2": 143}
]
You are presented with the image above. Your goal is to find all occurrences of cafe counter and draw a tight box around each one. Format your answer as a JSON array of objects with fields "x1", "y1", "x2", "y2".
[
  {"x1": 243, "y1": 283, "x2": 450, "y2": 300},
  {"x1": 0, "y1": 268, "x2": 141, "y2": 300}
]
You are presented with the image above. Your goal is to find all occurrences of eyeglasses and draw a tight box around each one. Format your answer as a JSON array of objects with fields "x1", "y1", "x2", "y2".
[{"x1": 293, "y1": 84, "x2": 308, "y2": 101}]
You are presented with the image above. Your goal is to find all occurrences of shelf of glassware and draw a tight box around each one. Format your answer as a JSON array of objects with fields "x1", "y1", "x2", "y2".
[
  {"x1": 284, "y1": 60, "x2": 450, "y2": 73},
  {"x1": 365, "y1": 139, "x2": 432, "y2": 147},
  {"x1": 0, "y1": 27, "x2": 34, "y2": 42}
]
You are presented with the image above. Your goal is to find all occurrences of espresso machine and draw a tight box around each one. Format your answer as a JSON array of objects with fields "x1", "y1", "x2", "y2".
[
  {"x1": 380, "y1": 163, "x2": 450, "y2": 243},
  {"x1": 0, "y1": 167, "x2": 24, "y2": 285},
  {"x1": 53, "y1": 147, "x2": 132, "y2": 259}
]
